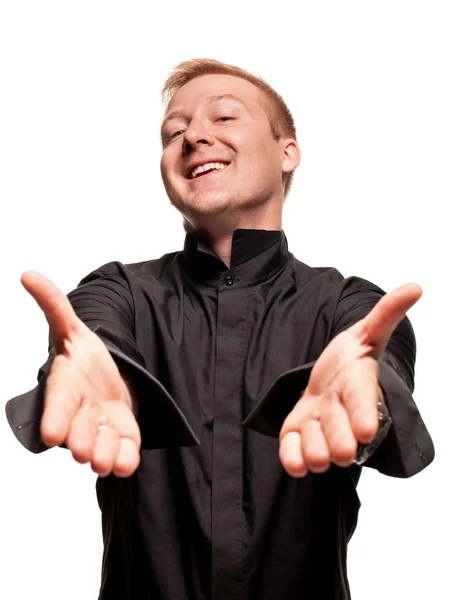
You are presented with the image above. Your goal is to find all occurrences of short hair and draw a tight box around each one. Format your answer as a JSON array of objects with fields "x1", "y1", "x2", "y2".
[{"x1": 162, "y1": 58, "x2": 298, "y2": 197}]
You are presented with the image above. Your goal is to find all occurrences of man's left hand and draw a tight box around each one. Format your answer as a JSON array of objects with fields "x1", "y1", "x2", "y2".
[{"x1": 279, "y1": 283, "x2": 422, "y2": 477}]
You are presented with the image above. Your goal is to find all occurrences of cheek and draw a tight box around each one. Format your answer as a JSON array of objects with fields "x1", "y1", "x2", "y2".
[
  {"x1": 242, "y1": 140, "x2": 279, "y2": 178},
  {"x1": 239, "y1": 130, "x2": 276, "y2": 161},
  {"x1": 160, "y1": 151, "x2": 177, "y2": 186},
  {"x1": 159, "y1": 154, "x2": 168, "y2": 179}
]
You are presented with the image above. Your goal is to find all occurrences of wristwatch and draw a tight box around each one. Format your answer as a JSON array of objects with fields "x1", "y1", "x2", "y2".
[{"x1": 352, "y1": 397, "x2": 392, "y2": 465}]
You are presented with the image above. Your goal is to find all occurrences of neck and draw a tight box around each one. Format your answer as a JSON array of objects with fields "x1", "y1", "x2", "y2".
[{"x1": 184, "y1": 204, "x2": 282, "y2": 267}]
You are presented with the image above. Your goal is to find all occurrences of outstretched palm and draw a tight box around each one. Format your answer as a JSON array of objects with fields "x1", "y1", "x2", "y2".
[
  {"x1": 21, "y1": 271, "x2": 141, "y2": 477},
  {"x1": 279, "y1": 283, "x2": 422, "y2": 477}
]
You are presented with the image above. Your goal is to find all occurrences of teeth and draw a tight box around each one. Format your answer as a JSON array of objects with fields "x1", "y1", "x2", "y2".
[{"x1": 190, "y1": 162, "x2": 227, "y2": 179}]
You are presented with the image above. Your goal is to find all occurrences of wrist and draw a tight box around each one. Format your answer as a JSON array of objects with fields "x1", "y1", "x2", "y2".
[{"x1": 121, "y1": 378, "x2": 138, "y2": 418}]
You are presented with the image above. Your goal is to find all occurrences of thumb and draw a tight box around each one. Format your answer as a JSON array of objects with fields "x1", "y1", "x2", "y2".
[
  {"x1": 21, "y1": 270, "x2": 83, "y2": 348},
  {"x1": 356, "y1": 282, "x2": 422, "y2": 358}
]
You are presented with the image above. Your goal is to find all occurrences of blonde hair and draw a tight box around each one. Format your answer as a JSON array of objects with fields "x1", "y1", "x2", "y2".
[{"x1": 162, "y1": 58, "x2": 298, "y2": 196}]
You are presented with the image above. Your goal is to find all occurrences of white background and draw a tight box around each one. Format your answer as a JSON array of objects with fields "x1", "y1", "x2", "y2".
[{"x1": 0, "y1": 1, "x2": 457, "y2": 598}]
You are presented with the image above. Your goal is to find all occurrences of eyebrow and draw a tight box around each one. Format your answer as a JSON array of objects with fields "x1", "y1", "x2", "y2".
[{"x1": 161, "y1": 93, "x2": 248, "y2": 136}]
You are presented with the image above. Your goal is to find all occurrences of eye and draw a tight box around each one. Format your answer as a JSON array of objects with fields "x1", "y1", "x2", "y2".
[
  {"x1": 216, "y1": 116, "x2": 234, "y2": 122},
  {"x1": 171, "y1": 129, "x2": 185, "y2": 139}
]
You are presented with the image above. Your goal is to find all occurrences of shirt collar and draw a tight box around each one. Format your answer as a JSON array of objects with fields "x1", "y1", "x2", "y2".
[{"x1": 182, "y1": 229, "x2": 290, "y2": 286}]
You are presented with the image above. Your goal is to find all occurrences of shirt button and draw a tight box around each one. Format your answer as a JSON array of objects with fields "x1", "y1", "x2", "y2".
[{"x1": 225, "y1": 275, "x2": 234, "y2": 286}]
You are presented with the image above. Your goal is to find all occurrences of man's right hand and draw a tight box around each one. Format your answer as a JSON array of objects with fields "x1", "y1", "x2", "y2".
[{"x1": 21, "y1": 271, "x2": 141, "y2": 477}]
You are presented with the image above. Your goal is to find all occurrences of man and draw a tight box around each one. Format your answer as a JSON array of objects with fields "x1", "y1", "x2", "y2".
[{"x1": 6, "y1": 59, "x2": 434, "y2": 599}]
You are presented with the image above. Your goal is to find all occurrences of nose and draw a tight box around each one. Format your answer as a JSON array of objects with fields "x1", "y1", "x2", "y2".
[{"x1": 182, "y1": 118, "x2": 215, "y2": 153}]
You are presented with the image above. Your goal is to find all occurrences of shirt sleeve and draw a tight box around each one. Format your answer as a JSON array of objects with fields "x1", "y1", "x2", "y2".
[
  {"x1": 5, "y1": 263, "x2": 198, "y2": 453},
  {"x1": 244, "y1": 276, "x2": 435, "y2": 478}
]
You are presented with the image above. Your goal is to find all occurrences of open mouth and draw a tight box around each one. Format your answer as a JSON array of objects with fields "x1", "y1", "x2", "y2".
[{"x1": 187, "y1": 162, "x2": 229, "y2": 180}]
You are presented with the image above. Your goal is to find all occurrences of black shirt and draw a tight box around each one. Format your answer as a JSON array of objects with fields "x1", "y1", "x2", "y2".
[{"x1": 6, "y1": 230, "x2": 434, "y2": 599}]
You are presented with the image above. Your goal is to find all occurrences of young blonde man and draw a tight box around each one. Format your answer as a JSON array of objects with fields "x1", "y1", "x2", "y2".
[{"x1": 7, "y1": 59, "x2": 434, "y2": 599}]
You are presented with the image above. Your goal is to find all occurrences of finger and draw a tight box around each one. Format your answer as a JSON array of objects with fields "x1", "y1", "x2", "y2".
[
  {"x1": 91, "y1": 426, "x2": 120, "y2": 477},
  {"x1": 114, "y1": 438, "x2": 140, "y2": 477},
  {"x1": 340, "y1": 357, "x2": 380, "y2": 443},
  {"x1": 41, "y1": 356, "x2": 81, "y2": 447},
  {"x1": 102, "y1": 401, "x2": 141, "y2": 450},
  {"x1": 320, "y1": 391, "x2": 357, "y2": 467},
  {"x1": 299, "y1": 419, "x2": 331, "y2": 473},
  {"x1": 21, "y1": 270, "x2": 84, "y2": 348},
  {"x1": 279, "y1": 431, "x2": 308, "y2": 478},
  {"x1": 66, "y1": 403, "x2": 99, "y2": 464},
  {"x1": 279, "y1": 390, "x2": 316, "y2": 441},
  {"x1": 357, "y1": 283, "x2": 422, "y2": 357}
]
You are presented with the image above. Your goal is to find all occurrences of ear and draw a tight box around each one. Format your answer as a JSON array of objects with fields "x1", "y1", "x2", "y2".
[{"x1": 281, "y1": 138, "x2": 301, "y2": 175}]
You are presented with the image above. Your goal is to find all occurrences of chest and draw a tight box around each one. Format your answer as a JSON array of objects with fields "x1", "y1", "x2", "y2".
[{"x1": 136, "y1": 281, "x2": 333, "y2": 419}]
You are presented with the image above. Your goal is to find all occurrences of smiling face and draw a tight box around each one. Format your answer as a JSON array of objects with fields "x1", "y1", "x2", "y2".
[{"x1": 160, "y1": 74, "x2": 299, "y2": 232}]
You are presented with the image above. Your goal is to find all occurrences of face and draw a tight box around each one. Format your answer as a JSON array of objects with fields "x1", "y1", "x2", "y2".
[{"x1": 160, "y1": 74, "x2": 299, "y2": 229}]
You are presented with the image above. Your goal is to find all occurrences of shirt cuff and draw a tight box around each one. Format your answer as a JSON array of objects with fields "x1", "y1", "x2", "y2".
[
  {"x1": 5, "y1": 325, "x2": 198, "y2": 454},
  {"x1": 243, "y1": 361, "x2": 316, "y2": 436},
  {"x1": 243, "y1": 359, "x2": 435, "y2": 478},
  {"x1": 364, "y1": 359, "x2": 434, "y2": 477}
]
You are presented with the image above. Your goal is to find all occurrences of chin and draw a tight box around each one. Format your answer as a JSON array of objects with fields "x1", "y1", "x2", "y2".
[{"x1": 178, "y1": 190, "x2": 233, "y2": 217}]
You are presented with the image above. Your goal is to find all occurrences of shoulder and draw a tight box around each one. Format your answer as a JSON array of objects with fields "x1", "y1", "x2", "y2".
[
  {"x1": 292, "y1": 256, "x2": 385, "y2": 296},
  {"x1": 77, "y1": 251, "x2": 182, "y2": 287},
  {"x1": 291, "y1": 256, "x2": 393, "y2": 335},
  {"x1": 290, "y1": 256, "x2": 342, "y2": 287}
]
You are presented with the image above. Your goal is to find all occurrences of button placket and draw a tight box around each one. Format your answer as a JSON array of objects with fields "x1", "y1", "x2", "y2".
[{"x1": 212, "y1": 281, "x2": 247, "y2": 598}]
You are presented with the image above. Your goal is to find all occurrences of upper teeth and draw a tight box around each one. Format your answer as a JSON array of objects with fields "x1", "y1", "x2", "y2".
[{"x1": 190, "y1": 162, "x2": 227, "y2": 179}]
